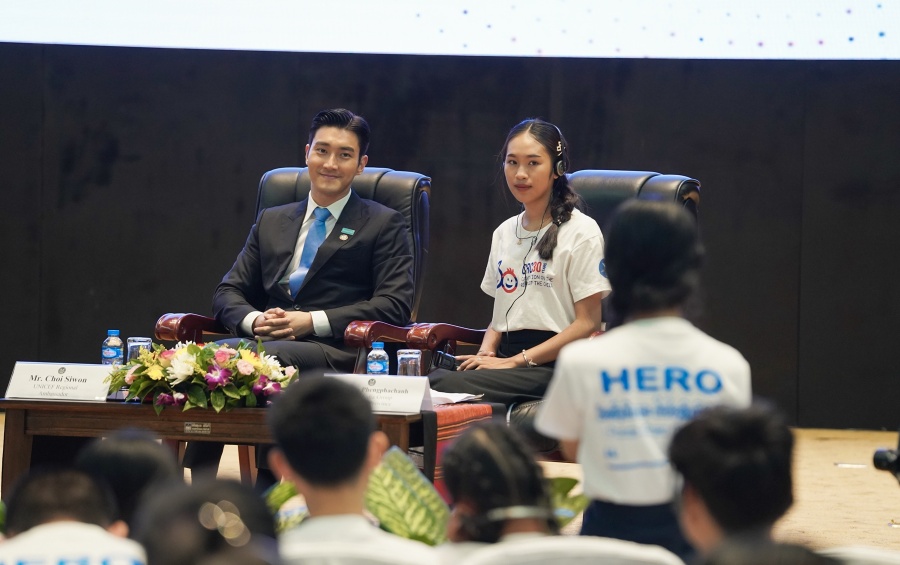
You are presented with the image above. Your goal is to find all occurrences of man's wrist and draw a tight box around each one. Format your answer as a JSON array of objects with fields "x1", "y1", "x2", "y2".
[
  {"x1": 310, "y1": 310, "x2": 332, "y2": 337},
  {"x1": 240, "y1": 311, "x2": 263, "y2": 336}
]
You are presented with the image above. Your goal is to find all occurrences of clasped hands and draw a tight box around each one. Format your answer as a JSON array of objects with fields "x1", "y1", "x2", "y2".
[
  {"x1": 251, "y1": 307, "x2": 314, "y2": 340},
  {"x1": 456, "y1": 350, "x2": 520, "y2": 370}
]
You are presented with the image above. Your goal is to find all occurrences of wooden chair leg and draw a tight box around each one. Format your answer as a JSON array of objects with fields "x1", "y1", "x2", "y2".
[
  {"x1": 237, "y1": 445, "x2": 257, "y2": 486},
  {"x1": 162, "y1": 439, "x2": 186, "y2": 479}
]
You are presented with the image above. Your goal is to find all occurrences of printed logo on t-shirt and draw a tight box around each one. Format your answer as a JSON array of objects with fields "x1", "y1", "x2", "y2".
[
  {"x1": 496, "y1": 259, "x2": 554, "y2": 293},
  {"x1": 497, "y1": 262, "x2": 519, "y2": 293},
  {"x1": 599, "y1": 258, "x2": 607, "y2": 278},
  {"x1": 593, "y1": 366, "x2": 728, "y2": 445}
]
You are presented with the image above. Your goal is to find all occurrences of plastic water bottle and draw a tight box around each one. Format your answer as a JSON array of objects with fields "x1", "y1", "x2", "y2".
[
  {"x1": 101, "y1": 329, "x2": 124, "y2": 365},
  {"x1": 366, "y1": 341, "x2": 390, "y2": 375}
]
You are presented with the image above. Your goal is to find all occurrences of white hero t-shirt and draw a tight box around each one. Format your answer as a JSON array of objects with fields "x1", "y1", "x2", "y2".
[
  {"x1": 480, "y1": 209, "x2": 611, "y2": 333},
  {"x1": 536, "y1": 317, "x2": 752, "y2": 504}
]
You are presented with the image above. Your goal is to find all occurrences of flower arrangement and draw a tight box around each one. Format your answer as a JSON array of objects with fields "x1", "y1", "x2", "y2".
[{"x1": 106, "y1": 341, "x2": 296, "y2": 414}]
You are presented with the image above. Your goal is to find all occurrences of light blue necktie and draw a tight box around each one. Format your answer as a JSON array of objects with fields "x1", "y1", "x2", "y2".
[{"x1": 289, "y1": 207, "x2": 331, "y2": 297}]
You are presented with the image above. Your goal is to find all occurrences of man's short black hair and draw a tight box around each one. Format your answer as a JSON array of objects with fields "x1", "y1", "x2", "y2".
[
  {"x1": 268, "y1": 376, "x2": 375, "y2": 486},
  {"x1": 308, "y1": 108, "x2": 370, "y2": 158},
  {"x1": 669, "y1": 403, "x2": 794, "y2": 535},
  {"x1": 4, "y1": 468, "x2": 117, "y2": 535},
  {"x1": 132, "y1": 478, "x2": 277, "y2": 565},
  {"x1": 75, "y1": 428, "x2": 181, "y2": 526}
]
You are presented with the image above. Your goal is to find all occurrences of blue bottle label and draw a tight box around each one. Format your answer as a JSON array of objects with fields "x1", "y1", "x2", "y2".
[
  {"x1": 367, "y1": 360, "x2": 388, "y2": 374},
  {"x1": 102, "y1": 347, "x2": 119, "y2": 359}
]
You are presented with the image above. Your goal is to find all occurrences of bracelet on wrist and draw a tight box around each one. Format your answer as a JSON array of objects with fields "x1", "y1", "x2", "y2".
[{"x1": 521, "y1": 350, "x2": 538, "y2": 368}]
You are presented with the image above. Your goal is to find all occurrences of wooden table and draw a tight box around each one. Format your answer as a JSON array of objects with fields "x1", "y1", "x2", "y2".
[{"x1": 0, "y1": 399, "x2": 421, "y2": 495}]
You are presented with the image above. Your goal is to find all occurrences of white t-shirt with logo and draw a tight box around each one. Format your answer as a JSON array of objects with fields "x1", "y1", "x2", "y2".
[
  {"x1": 536, "y1": 317, "x2": 752, "y2": 504},
  {"x1": 481, "y1": 209, "x2": 611, "y2": 333},
  {"x1": 0, "y1": 521, "x2": 146, "y2": 564}
]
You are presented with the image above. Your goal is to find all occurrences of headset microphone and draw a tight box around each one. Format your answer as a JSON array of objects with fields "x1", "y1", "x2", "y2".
[{"x1": 550, "y1": 123, "x2": 568, "y2": 177}]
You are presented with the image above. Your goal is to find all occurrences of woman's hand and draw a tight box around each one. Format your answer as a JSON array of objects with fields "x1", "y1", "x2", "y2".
[{"x1": 456, "y1": 351, "x2": 519, "y2": 370}]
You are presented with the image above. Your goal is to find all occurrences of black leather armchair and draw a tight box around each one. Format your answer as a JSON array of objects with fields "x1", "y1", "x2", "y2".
[
  {"x1": 361, "y1": 169, "x2": 700, "y2": 456},
  {"x1": 156, "y1": 167, "x2": 432, "y2": 372}
]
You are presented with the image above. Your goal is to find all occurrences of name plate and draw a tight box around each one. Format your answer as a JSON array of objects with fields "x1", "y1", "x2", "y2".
[
  {"x1": 327, "y1": 374, "x2": 433, "y2": 414},
  {"x1": 184, "y1": 422, "x2": 212, "y2": 435},
  {"x1": 6, "y1": 362, "x2": 113, "y2": 402}
]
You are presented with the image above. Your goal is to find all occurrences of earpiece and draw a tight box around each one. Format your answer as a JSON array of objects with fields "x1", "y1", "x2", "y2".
[{"x1": 550, "y1": 123, "x2": 567, "y2": 177}]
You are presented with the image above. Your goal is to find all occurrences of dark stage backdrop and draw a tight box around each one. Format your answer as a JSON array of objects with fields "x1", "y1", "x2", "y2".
[{"x1": 1, "y1": 43, "x2": 898, "y2": 428}]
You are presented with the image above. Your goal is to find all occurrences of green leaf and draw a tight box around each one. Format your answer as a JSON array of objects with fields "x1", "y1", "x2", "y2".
[
  {"x1": 245, "y1": 393, "x2": 257, "y2": 408},
  {"x1": 153, "y1": 402, "x2": 164, "y2": 416},
  {"x1": 264, "y1": 447, "x2": 449, "y2": 544},
  {"x1": 266, "y1": 482, "x2": 298, "y2": 514},
  {"x1": 222, "y1": 383, "x2": 242, "y2": 399},
  {"x1": 211, "y1": 389, "x2": 226, "y2": 412},
  {"x1": 549, "y1": 476, "x2": 589, "y2": 528},
  {"x1": 364, "y1": 446, "x2": 449, "y2": 546},
  {"x1": 264, "y1": 481, "x2": 309, "y2": 533},
  {"x1": 188, "y1": 385, "x2": 208, "y2": 408}
]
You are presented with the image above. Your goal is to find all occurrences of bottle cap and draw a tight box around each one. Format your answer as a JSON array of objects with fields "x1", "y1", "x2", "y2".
[
  {"x1": 372, "y1": 342, "x2": 384, "y2": 349},
  {"x1": 108, "y1": 329, "x2": 120, "y2": 336}
]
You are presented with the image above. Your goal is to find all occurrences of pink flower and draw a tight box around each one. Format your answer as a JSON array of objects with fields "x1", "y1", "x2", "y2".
[
  {"x1": 236, "y1": 359, "x2": 254, "y2": 376},
  {"x1": 252, "y1": 375, "x2": 282, "y2": 397},
  {"x1": 252, "y1": 375, "x2": 269, "y2": 396},
  {"x1": 284, "y1": 366, "x2": 297, "y2": 378},
  {"x1": 214, "y1": 347, "x2": 237, "y2": 365},
  {"x1": 124, "y1": 364, "x2": 140, "y2": 385},
  {"x1": 159, "y1": 349, "x2": 176, "y2": 367},
  {"x1": 155, "y1": 392, "x2": 186, "y2": 406},
  {"x1": 205, "y1": 366, "x2": 232, "y2": 390}
]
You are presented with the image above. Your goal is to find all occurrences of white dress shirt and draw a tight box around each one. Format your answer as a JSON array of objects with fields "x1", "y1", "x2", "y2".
[
  {"x1": 240, "y1": 191, "x2": 352, "y2": 338},
  {"x1": 279, "y1": 514, "x2": 438, "y2": 565}
]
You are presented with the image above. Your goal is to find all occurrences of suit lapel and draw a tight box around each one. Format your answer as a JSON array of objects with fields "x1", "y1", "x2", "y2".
[
  {"x1": 275, "y1": 199, "x2": 308, "y2": 300},
  {"x1": 296, "y1": 191, "x2": 370, "y2": 295}
]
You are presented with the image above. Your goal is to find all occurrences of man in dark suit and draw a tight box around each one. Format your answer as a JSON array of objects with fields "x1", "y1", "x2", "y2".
[{"x1": 184, "y1": 108, "x2": 414, "y2": 477}]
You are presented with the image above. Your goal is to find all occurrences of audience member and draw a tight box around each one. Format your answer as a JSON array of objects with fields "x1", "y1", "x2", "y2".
[
  {"x1": 441, "y1": 422, "x2": 684, "y2": 565},
  {"x1": 75, "y1": 427, "x2": 181, "y2": 527},
  {"x1": 535, "y1": 199, "x2": 752, "y2": 561},
  {"x1": 267, "y1": 376, "x2": 437, "y2": 564},
  {"x1": 132, "y1": 478, "x2": 279, "y2": 565},
  {"x1": 440, "y1": 422, "x2": 557, "y2": 562},
  {"x1": 701, "y1": 539, "x2": 840, "y2": 565},
  {"x1": 429, "y1": 118, "x2": 610, "y2": 408},
  {"x1": 0, "y1": 468, "x2": 145, "y2": 563},
  {"x1": 668, "y1": 403, "x2": 794, "y2": 556}
]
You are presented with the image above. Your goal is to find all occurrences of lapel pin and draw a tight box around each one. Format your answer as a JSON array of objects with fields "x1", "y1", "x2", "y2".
[
  {"x1": 340, "y1": 227, "x2": 356, "y2": 236},
  {"x1": 339, "y1": 234, "x2": 349, "y2": 241}
]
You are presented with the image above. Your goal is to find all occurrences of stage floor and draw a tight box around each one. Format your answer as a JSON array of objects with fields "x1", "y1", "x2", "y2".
[{"x1": 1, "y1": 413, "x2": 898, "y2": 550}]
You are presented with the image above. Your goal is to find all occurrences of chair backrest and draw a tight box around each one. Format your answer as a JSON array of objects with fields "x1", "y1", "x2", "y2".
[
  {"x1": 567, "y1": 169, "x2": 700, "y2": 329},
  {"x1": 567, "y1": 169, "x2": 700, "y2": 232},
  {"x1": 256, "y1": 167, "x2": 431, "y2": 321}
]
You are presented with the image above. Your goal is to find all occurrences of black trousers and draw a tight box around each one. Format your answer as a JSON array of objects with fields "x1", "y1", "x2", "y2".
[
  {"x1": 428, "y1": 330, "x2": 556, "y2": 408},
  {"x1": 581, "y1": 500, "x2": 696, "y2": 563}
]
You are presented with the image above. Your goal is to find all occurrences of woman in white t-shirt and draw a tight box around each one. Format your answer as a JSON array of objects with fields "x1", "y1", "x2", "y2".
[
  {"x1": 429, "y1": 118, "x2": 611, "y2": 407},
  {"x1": 535, "y1": 200, "x2": 752, "y2": 562}
]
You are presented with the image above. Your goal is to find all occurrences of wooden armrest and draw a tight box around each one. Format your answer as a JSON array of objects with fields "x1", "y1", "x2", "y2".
[
  {"x1": 155, "y1": 313, "x2": 228, "y2": 343},
  {"x1": 344, "y1": 321, "x2": 412, "y2": 349},
  {"x1": 406, "y1": 323, "x2": 486, "y2": 353}
]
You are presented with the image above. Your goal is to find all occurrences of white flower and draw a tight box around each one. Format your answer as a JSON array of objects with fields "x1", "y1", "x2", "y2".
[
  {"x1": 168, "y1": 348, "x2": 197, "y2": 385},
  {"x1": 260, "y1": 354, "x2": 288, "y2": 380}
]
